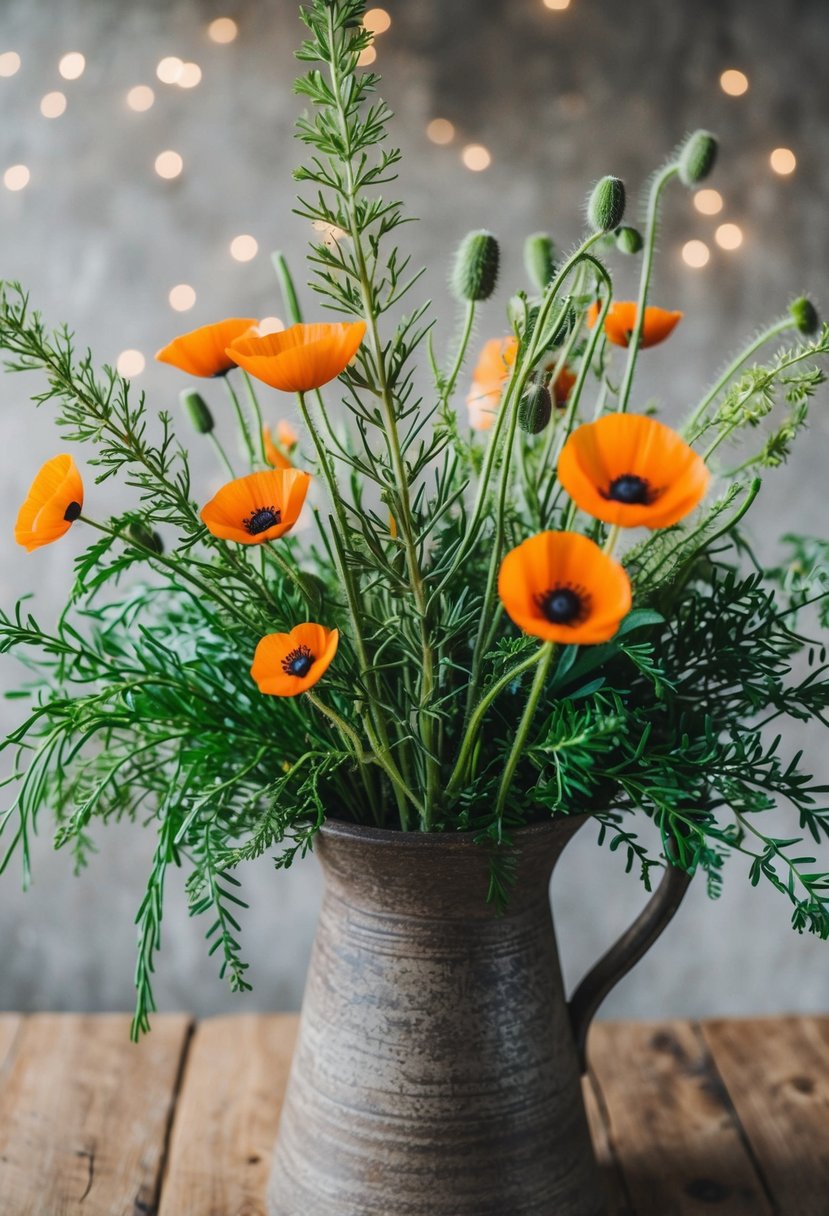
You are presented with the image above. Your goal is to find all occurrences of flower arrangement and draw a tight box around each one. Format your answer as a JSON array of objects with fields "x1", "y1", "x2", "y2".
[{"x1": 2, "y1": 0, "x2": 829, "y2": 1039}]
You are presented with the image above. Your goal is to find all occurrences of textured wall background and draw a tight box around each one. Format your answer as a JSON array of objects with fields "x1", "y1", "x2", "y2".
[{"x1": 1, "y1": 0, "x2": 828, "y2": 1021}]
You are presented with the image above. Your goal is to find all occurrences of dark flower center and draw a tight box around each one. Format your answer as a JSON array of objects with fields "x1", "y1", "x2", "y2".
[
  {"x1": 604, "y1": 473, "x2": 653, "y2": 505},
  {"x1": 281, "y1": 644, "x2": 314, "y2": 678},
  {"x1": 64, "y1": 501, "x2": 81, "y2": 522},
  {"x1": 245, "y1": 505, "x2": 281, "y2": 535},
  {"x1": 537, "y1": 585, "x2": 589, "y2": 626}
]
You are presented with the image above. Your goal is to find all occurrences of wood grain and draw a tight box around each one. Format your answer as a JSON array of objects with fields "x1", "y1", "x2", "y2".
[
  {"x1": 158, "y1": 1013, "x2": 298, "y2": 1216},
  {"x1": 702, "y1": 1015, "x2": 829, "y2": 1216},
  {"x1": 586, "y1": 1020, "x2": 774, "y2": 1215},
  {"x1": 0, "y1": 1014, "x2": 22, "y2": 1071},
  {"x1": 0, "y1": 1012, "x2": 191, "y2": 1216}
]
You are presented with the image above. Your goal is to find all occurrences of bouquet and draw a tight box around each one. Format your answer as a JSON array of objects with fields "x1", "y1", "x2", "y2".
[{"x1": 2, "y1": 0, "x2": 828, "y2": 1038}]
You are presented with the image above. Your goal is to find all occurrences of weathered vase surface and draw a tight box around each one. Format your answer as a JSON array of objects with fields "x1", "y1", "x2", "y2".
[{"x1": 268, "y1": 818, "x2": 606, "y2": 1216}]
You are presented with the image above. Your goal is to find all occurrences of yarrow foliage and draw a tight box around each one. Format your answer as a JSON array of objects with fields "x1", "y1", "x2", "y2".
[{"x1": 1, "y1": 0, "x2": 828, "y2": 1035}]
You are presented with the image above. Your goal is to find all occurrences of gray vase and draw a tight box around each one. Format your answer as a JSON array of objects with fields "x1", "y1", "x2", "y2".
[{"x1": 268, "y1": 816, "x2": 690, "y2": 1216}]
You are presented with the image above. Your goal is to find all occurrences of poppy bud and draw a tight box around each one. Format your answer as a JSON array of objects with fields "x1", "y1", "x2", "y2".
[
  {"x1": 180, "y1": 388, "x2": 214, "y2": 435},
  {"x1": 451, "y1": 230, "x2": 500, "y2": 302},
  {"x1": 789, "y1": 296, "x2": 819, "y2": 335},
  {"x1": 615, "y1": 226, "x2": 643, "y2": 255},
  {"x1": 524, "y1": 233, "x2": 557, "y2": 293},
  {"x1": 587, "y1": 176, "x2": 626, "y2": 233},
  {"x1": 126, "y1": 521, "x2": 164, "y2": 554},
  {"x1": 518, "y1": 383, "x2": 553, "y2": 434},
  {"x1": 677, "y1": 130, "x2": 718, "y2": 187}
]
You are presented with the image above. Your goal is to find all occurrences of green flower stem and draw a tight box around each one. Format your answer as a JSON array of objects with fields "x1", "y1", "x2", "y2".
[
  {"x1": 259, "y1": 544, "x2": 312, "y2": 604},
  {"x1": 79, "y1": 516, "x2": 252, "y2": 628},
  {"x1": 223, "y1": 375, "x2": 257, "y2": 466},
  {"x1": 617, "y1": 163, "x2": 679, "y2": 414},
  {"x1": 494, "y1": 641, "x2": 556, "y2": 822},
  {"x1": 446, "y1": 644, "x2": 547, "y2": 796},
  {"x1": 208, "y1": 432, "x2": 236, "y2": 479},
  {"x1": 241, "y1": 372, "x2": 268, "y2": 465},
  {"x1": 440, "y1": 299, "x2": 477, "y2": 410},
  {"x1": 272, "y1": 251, "x2": 304, "y2": 325},
  {"x1": 304, "y1": 691, "x2": 383, "y2": 824},
  {"x1": 683, "y1": 316, "x2": 794, "y2": 441},
  {"x1": 327, "y1": 7, "x2": 439, "y2": 825},
  {"x1": 603, "y1": 523, "x2": 620, "y2": 556}
]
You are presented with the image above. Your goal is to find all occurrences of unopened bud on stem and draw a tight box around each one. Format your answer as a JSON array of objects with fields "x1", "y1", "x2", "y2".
[
  {"x1": 789, "y1": 296, "x2": 819, "y2": 335},
  {"x1": 518, "y1": 383, "x2": 553, "y2": 434},
  {"x1": 616, "y1": 225, "x2": 643, "y2": 255},
  {"x1": 524, "y1": 233, "x2": 557, "y2": 293},
  {"x1": 677, "y1": 130, "x2": 719, "y2": 186},
  {"x1": 587, "y1": 176, "x2": 626, "y2": 233},
  {"x1": 180, "y1": 388, "x2": 214, "y2": 435},
  {"x1": 451, "y1": 230, "x2": 500, "y2": 302}
]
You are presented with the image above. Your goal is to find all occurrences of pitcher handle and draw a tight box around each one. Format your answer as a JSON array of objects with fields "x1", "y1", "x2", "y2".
[{"x1": 567, "y1": 860, "x2": 692, "y2": 1073}]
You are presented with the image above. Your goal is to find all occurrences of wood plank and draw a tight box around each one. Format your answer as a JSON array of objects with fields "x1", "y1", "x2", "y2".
[
  {"x1": 702, "y1": 1015, "x2": 829, "y2": 1215},
  {"x1": 158, "y1": 1013, "x2": 298, "y2": 1216},
  {"x1": 587, "y1": 1020, "x2": 775, "y2": 1215},
  {"x1": 582, "y1": 1070, "x2": 635, "y2": 1215},
  {"x1": 0, "y1": 1014, "x2": 22, "y2": 1073},
  {"x1": 0, "y1": 1012, "x2": 191, "y2": 1216}
]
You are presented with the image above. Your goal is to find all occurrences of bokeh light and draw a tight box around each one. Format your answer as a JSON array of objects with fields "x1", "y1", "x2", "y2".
[
  {"x1": 0, "y1": 52, "x2": 21, "y2": 77},
  {"x1": 154, "y1": 150, "x2": 183, "y2": 179},
  {"x1": 258, "y1": 316, "x2": 285, "y2": 334},
  {"x1": 693, "y1": 188, "x2": 723, "y2": 215},
  {"x1": 462, "y1": 144, "x2": 491, "y2": 171},
  {"x1": 126, "y1": 85, "x2": 155, "y2": 112},
  {"x1": 364, "y1": 8, "x2": 391, "y2": 33},
  {"x1": 169, "y1": 284, "x2": 197, "y2": 311},
  {"x1": 543, "y1": 0, "x2": 571, "y2": 9},
  {"x1": 230, "y1": 234, "x2": 258, "y2": 262},
  {"x1": 207, "y1": 18, "x2": 238, "y2": 44},
  {"x1": 720, "y1": 68, "x2": 748, "y2": 96},
  {"x1": 178, "y1": 62, "x2": 202, "y2": 88},
  {"x1": 3, "y1": 164, "x2": 30, "y2": 192},
  {"x1": 682, "y1": 239, "x2": 710, "y2": 268},
  {"x1": 715, "y1": 223, "x2": 744, "y2": 250},
  {"x1": 426, "y1": 118, "x2": 455, "y2": 145},
  {"x1": 770, "y1": 147, "x2": 797, "y2": 175},
  {"x1": 40, "y1": 91, "x2": 67, "y2": 119},
  {"x1": 157, "y1": 56, "x2": 184, "y2": 84},
  {"x1": 116, "y1": 350, "x2": 145, "y2": 377},
  {"x1": 58, "y1": 52, "x2": 86, "y2": 80},
  {"x1": 357, "y1": 45, "x2": 377, "y2": 66}
]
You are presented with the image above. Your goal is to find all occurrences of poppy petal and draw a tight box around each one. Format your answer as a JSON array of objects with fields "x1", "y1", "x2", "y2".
[
  {"x1": 15, "y1": 454, "x2": 84, "y2": 552},
  {"x1": 200, "y1": 468, "x2": 311, "y2": 544},
  {"x1": 156, "y1": 318, "x2": 259, "y2": 378},
  {"x1": 227, "y1": 321, "x2": 366, "y2": 392},
  {"x1": 251, "y1": 624, "x2": 339, "y2": 696}
]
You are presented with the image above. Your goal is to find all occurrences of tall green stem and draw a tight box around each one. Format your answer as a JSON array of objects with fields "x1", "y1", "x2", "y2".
[
  {"x1": 242, "y1": 372, "x2": 268, "y2": 465},
  {"x1": 224, "y1": 376, "x2": 256, "y2": 466},
  {"x1": 494, "y1": 642, "x2": 556, "y2": 821},
  {"x1": 617, "y1": 163, "x2": 679, "y2": 414}
]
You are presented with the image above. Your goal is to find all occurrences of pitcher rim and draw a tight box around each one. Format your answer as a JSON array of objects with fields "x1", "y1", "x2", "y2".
[{"x1": 320, "y1": 813, "x2": 588, "y2": 849}]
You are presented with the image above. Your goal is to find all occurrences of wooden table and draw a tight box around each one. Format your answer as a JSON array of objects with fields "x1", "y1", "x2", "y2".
[{"x1": 0, "y1": 1013, "x2": 826, "y2": 1214}]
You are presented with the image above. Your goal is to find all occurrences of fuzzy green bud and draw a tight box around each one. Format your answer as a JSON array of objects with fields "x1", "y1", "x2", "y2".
[
  {"x1": 524, "y1": 232, "x2": 557, "y2": 293},
  {"x1": 789, "y1": 296, "x2": 819, "y2": 335},
  {"x1": 615, "y1": 225, "x2": 643, "y2": 255},
  {"x1": 126, "y1": 521, "x2": 164, "y2": 555},
  {"x1": 587, "y1": 176, "x2": 626, "y2": 233},
  {"x1": 677, "y1": 130, "x2": 719, "y2": 187},
  {"x1": 451, "y1": 230, "x2": 500, "y2": 302},
  {"x1": 517, "y1": 383, "x2": 553, "y2": 435},
  {"x1": 180, "y1": 388, "x2": 214, "y2": 435}
]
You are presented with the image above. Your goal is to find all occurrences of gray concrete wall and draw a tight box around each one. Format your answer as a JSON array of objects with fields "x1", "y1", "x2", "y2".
[{"x1": 1, "y1": 0, "x2": 828, "y2": 1021}]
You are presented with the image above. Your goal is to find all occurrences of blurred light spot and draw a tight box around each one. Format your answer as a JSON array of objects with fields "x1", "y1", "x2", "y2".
[
  {"x1": 59, "y1": 52, "x2": 85, "y2": 80},
  {"x1": 720, "y1": 68, "x2": 748, "y2": 96},
  {"x1": 543, "y1": 0, "x2": 571, "y2": 9},
  {"x1": 155, "y1": 150, "x2": 183, "y2": 179},
  {"x1": 126, "y1": 85, "x2": 155, "y2": 112},
  {"x1": 682, "y1": 240, "x2": 710, "y2": 268},
  {"x1": 364, "y1": 8, "x2": 391, "y2": 33},
  {"x1": 0, "y1": 52, "x2": 21, "y2": 77},
  {"x1": 40, "y1": 91, "x2": 67, "y2": 118},
  {"x1": 4, "y1": 164, "x2": 30, "y2": 191},
  {"x1": 357, "y1": 45, "x2": 377, "y2": 66},
  {"x1": 312, "y1": 219, "x2": 346, "y2": 245},
  {"x1": 230, "y1": 234, "x2": 258, "y2": 262},
  {"x1": 426, "y1": 118, "x2": 455, "y2": 144},
  {"x1": 693, "y1": 188, "x2": 723, "y2": 215},
  {"x1": 169, "y1": 284, "x2": 197, "y2": 311},
  {"x1": 178, "y1": 62, "x2": 202, "y2": 88},
  {"x1": 258, "y1": 316, "x2": 285, "y2": 334},
  {"x1": 117, "y1": 349, "x2": 145, "y2": 377},
  {"x1": 715, "y1": 222, "x2": 743, "y2": 250},
  {"x1": 462, "y1": 144, "x2": 491, "y2": 171},
  {"x1": 207, "y1": 17, "x2": 238, "y2": 43},
  {"x1": 157, "y1": 56, "x2": 184, "y2": 84},
  {"x1": 770, "y1": 147, "x2": 796, "y2": 175}
]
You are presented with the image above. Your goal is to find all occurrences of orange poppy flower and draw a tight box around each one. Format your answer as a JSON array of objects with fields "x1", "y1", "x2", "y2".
[
  {"x1": 15, "y1": 454, "x2": 84, "y2": 552},
  {"x1": 262, "y1": 426, "x2": 293, "y2": 470},
  {"x1": 156, "y1": 318, "x2": 258, "y2": 378},
  {"x1": 558, "y1": 413, "x2": 710, "y2": 529},
  {"x1": 277, "y1": 419, "x2": 298, "y2": 449},
  {"x1": 466, "y1": 336, "x2": 518, "y2": 431},
  {"x1": 200, "y1": 468, "x2": 310, "y2": 544},
  {"x1": 586, "y1": 301, "x2": 682, "y2": 349},
  {"x1": 251, "y1": 623, "x2": 339, "y2": 696},
  {"x1": 226, "y1": 321, "x2": 367, "y2": 393},
  {"x1": 498, "y1": 531, "x2": 631, "y2": 645}
]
